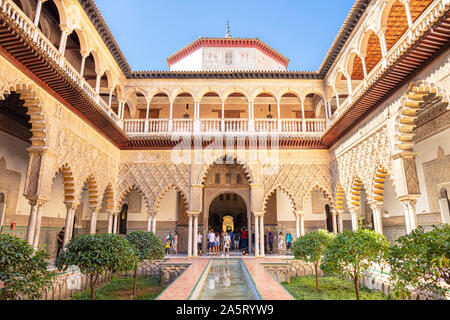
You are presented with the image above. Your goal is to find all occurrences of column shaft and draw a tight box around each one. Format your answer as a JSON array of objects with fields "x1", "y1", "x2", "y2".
[
  {"x1": 193, "y1": 215, "x2": 198, "y2": 257},
  {"x1": 32, "y1": 204, "x2": 44, "y2": 249},
  {"x1": 26, "y1": 202, "x2": 38, "y2": 245},
  {"x1": 259, "y1": 215, "x2": 265, "y2": 257},
  {"x1": 63, "y1": 206, "x2": 73, "y2": 248},
  {"x1": 107, "y1": 214, "x2": 113, "y2": 234},
  {"x1": 254, "y1": 215, "x2": 260, "y2": 257},
  {"x1": 187, "y1": 215, "x2": 193, "y2": 257}
]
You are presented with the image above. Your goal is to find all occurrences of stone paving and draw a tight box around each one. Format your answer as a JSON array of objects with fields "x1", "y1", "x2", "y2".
[{"x1": 156, "y1": 255, "x2": 294, "y2": 300}]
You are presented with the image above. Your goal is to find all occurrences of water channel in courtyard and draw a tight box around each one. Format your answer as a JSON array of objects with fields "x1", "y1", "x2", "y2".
[{"x1": 190, "y1": 259, "x2": 261, "y2": 300}]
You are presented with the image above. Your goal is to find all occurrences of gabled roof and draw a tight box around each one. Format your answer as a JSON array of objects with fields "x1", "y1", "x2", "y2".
[{"x1": 166, "y1": 37, "x2": 290, "y2": 68}]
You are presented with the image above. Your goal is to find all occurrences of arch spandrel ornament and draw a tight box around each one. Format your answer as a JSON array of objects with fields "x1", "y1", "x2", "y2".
[
  {"x1": 117, "y1": 162, "x2": 191, "y2": 211},
  {"x1": 262, "y1": 162, "x2": 332, "y2": 211}
]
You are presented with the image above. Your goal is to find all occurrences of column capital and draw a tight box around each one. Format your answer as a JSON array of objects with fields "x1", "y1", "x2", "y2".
[
  {"x1": 59, "y1": 25, "x2": 71, "y2": 35},
  {"x1": 253, "y1": 211, "x2": 265, "y2": 217},
  {"x1": 398, "y1": 195, "x2": 420, "y2": 205},
  {"x1": 295, "y1": 210, "x2": 304, "y2": 217},
  {"x1": 27, "y1": 197, "x2": 48, "y2": 206},
  {"x1": 64, "y1": 201, "x2": 80, "y2": 210},
  {"x1": 187, "y1": 211, "x2": 201, "y2": 217},
  {"x1": 368, "y1": 201, "x2": 383, "y2": 211}
]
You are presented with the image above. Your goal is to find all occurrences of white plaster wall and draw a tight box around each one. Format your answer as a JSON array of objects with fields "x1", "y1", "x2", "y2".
[
  {"x1": 414, "y1": 128, "x2": 450, "y2": 214},
  {"x1": 45, "y1": 174, "x2": 66, "y2": 219},
  {"x1": 171, "y1": 46, "x2": 286, "y2": 71},
  {"x1": 156, "y1": 189, "x2": 178, "y2": 222},
  {"x1": 170, "y1": 48, "x2": 204, "y2": 71},
  {"x1": 276, "y1": 190, "x2": 295, "y2": 221},
  {"x1": 0, "y1": 130, "x2": 30, "y2": 216},
  {"x1": 382, "y1": 176, "x2": 404, "y2": 217}
]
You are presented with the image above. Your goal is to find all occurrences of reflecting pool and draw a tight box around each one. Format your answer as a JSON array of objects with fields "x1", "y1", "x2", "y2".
[{"x1": 195, "y1": 259, "x2": 260, "y2": 300}]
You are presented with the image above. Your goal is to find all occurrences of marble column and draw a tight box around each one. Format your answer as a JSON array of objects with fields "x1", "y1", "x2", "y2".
[
  {"x1": 193, "y1": 213, "x2": 199, "y2": 257},
  {"x1": 147, "y1": 214, "x2": 152, "y2": 232},
  {"x1": 26, "y1": 200, "x2": 38, "y2": 245},
  {"x1": 152, "y1": 215, "x2": 156, "y2": 234},
  {"x1": 187, "y1": 213, "x2": 193, "y2": 257},
  {"x1": 112, "y1": 214, "x2": 118, "y2": 234},
  {"x1": 332, "y1": 210, "x2": 338, "y2": 234},
  {"x1": 259, "y1": 214, "x2": 265, "y2": 257},
  {"x1": 295, "y1": 211, "x2": 301, "y2": 238},
  {"x1": 107, "y1": 213, "x2": 113, "y2": 234},
  {"x1": 63, "y1": 202, "x2": 75, "y2": 248},
  {"x1": 254, "y1": 213, "x2": 260, "y2": 257},
  {"x1": 33, "y1": 0, "x2": 45, "y2": 26},
  {"x1": 32, "y1": 200, "x2": 46, "y2": 249},
  {"x1": 369, "y1": 202, "x2": 384, "y2": 234},
  {"x1": 400, "y1": 197, "x2": 418, "y2": 234},
  {"x1": 89, "y1": 209, "x2": 98, "y2": 234},
  {"x1": 350, "y1": 207, "x2": 359, "y2": 231}
]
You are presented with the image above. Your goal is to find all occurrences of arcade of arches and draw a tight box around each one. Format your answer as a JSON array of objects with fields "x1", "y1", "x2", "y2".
[{"x1": 0, "y1": 0, "x2": 449, "y2": 259}]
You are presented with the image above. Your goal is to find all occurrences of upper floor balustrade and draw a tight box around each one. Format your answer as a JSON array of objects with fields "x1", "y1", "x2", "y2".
[{"x1": 123, "y1": 118, "x2": 327, "y2": 138}]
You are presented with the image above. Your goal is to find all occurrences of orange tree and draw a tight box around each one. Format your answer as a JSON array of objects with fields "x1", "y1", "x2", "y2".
[
  {"x1": 0, "y1": 233, "x2": 54, "y2": 300},
  {"x1": 292, "y1": 229, "x2": 334, "y2": 291},
  {"x1": 388, "y1": 225, "x2": 450, "y2": 299},
  {"x1": 125, "y1": 231, "x2": 164, "y2": 297},
  {"x1": 56, "y1": 233, "x2": 138, "y2": 300},
  {"x1": 321, "y1": 228, "x2": 389, "y2": 300}
]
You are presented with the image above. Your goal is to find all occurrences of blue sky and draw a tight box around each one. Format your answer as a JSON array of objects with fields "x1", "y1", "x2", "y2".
[{"x1": 95, "y1": 0, "x2": 355, "y2": 71}]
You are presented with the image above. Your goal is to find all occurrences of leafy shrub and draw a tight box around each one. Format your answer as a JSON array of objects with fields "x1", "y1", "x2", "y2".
[
  {"x1": 388, "y1": 225, "x2": 450, "y2": 299},
  {"x1": 0, "y1": 233, "x2": 54, "y2": 300}
]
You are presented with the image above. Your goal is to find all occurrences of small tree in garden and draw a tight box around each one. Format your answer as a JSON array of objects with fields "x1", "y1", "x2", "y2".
[
  {"x1": 292, "y1": 229, "x2": 334, "y2": 291},
  {"x1": 55, "y1": 233, "x2": 138, "y2": 300},
  {"x1": 0, "y1": 233, "x2": 55, "y2": 300},
  {"x1": 388, "y1": 225, "x2": 450, "y2": 299},
  {"x1": 321, "y1": 228, "x2": 389, "y2": 300},
  {"x1": 126, "y1": 231, "x2": 164, "y2": 296}
]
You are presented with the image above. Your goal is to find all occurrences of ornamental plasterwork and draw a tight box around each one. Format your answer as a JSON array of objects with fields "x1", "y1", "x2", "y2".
[
  {"x1": 117, "y1": 162, "x2": 191, "y2": 211},
  {"x1": 335, "y1": 125, "x2": 393, "y2": 206},
  {"x1": 262, "y1": 162, "x2": 332, "y2": 211},
  {"x1": 53, "y1": 128, "x2": 118, "y2": 205}
]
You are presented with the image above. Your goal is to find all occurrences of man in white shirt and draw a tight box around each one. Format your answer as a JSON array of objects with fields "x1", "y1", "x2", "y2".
[
  {"x1": 207, "y1": 228, "x2": 215, "y2": 256},
  {"x1": 197, "y1": 231, "x2": 203, "y2": 256}
]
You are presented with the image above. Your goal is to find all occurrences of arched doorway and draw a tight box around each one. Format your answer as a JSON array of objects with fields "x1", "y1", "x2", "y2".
[
  {"x1": 202, "y1": 159, "x2": 252, "y2": 253},
  {"x1": 208, "y1": 193, "x2": 248, "y2": 233},
  {"x1": 119, "y1": 204, "x2": 128, "y2": 234}
]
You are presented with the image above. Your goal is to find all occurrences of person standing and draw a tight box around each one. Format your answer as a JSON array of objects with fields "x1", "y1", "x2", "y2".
[
  {"x1": 197, "y1": 231, "x2": 203, "y2": 256},
  {"x1": 207, "y1": 228, "x2": 215, "y2": 256},
  {"x1": 214, "y1": 232, "x2": 220, "y2": 256},
  {"x1": 241, "y1": 227, "x2": 248, "y2": 251},
  {"x1": 234, "y1": 232, "x2": 240, "y2": 251},
  {"x1": 173, "y1": 231, "x2": 178, "y2": 255},
  {"x1": 278, "y1": 232, "x2": 285, "y2": 255},
  {"x1": 286, "y1": 232, "x2": 293, "y2": 254},
  {"x1": 268, "y1": 230, "x2": 274, "y2": 254},
  {"x1": 56, "y1": 227, "x2": 65, "y2": 259},
  {"x1": 165, "y1": 238, "x2": 171, "y2": 256},
  {"x1": 228, "y1": 229, "x2": 234, "y2": 251}
]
